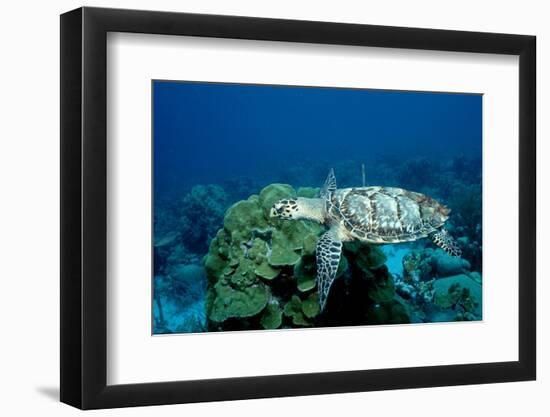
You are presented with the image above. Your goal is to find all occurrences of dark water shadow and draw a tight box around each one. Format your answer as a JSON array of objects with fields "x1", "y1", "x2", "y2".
[{"x1": 36, "y1": 386, "x2": 59, "y2": 401}]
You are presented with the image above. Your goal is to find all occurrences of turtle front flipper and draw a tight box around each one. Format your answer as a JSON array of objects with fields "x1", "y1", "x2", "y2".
[
  {"x1": 316, "y1": 230, "x2": 343, "y2": 311},
  {"x1": 431, "y1": 229, "x2": 462, "y2": 257}
]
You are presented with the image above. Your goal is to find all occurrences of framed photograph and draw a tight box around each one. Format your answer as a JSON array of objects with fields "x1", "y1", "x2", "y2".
[{"x1": 60, "y1": 6, "x2": 536, "y2": 409}]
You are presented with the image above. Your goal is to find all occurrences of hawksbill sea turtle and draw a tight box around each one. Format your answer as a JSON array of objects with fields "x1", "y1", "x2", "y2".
[{"x1": 270, "y1": 169, "x2": 462, "y2": 311}]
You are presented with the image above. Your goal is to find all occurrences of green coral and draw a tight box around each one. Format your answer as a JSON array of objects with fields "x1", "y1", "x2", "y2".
[
  {"x1": 255, "y1": 261, "x2": 280, "y2": 280},
  {"x1": 294, "y1": 257, "x2": 317, "y2": 292},
  {"x1": 204, "y1": 183, "x2": 408, "y2": 331},
  {"x1": 205, "y1": 184, "x2": 326, "y2": 330},
  {"x1": 208, "y1": 280, "x2": 269, "y2": 323},
  {"x1": 247, "y1": 238, "x2": 267, "y2": 261},
  {"x1": 260, "y1": 302, "x2": 283, "y2": 329},
  {"x1": 268, "y1": 229, "x2": 302, "y2": 266},
  {"x1": 302, "y1": 233, "x2": 319, "y2": 256},
  {"x1": 268, "y1": 221, "x2": 324, "y2": 267},
  {"x1": 281, "y1": 293, "x2": 320, "y2": 326},
  {"x1": 301, "y1": 293, "x2": 320, "y2": 319},
  {"x1": 224, "y1": 197, "x2": 269, "y2": 241},
  {"x1": 230, "y1": 258, "x2": 257, "y2": 288},
  {"x1": 284, "y1": 296, "x2": 311, "y2": 326}
]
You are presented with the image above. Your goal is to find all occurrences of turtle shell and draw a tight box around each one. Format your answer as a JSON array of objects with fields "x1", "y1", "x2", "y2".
[{"x1": 326, "y1": 187, "x2": 450, "y2": 244}]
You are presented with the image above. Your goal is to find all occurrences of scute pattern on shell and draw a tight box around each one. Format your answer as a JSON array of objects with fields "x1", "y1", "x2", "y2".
[{"x1": 326, "y1": 187, "x2": 449, "y2": 243}]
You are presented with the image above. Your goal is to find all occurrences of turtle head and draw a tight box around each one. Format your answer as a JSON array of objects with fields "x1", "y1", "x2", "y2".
[
  {"x1": 270, "y1": 199, "x2": 300, "y2": 220},
  {"x1": 436, "y1": 203, "x2": 451, "y2": 221},
  {"x1": 270, "y1": 197, "x2": 325, "y2": 223}
]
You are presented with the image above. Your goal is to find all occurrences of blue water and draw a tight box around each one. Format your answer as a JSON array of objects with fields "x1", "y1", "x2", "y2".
[
  {"x1": 154, "y1": 81, "x2": 481, "y2": 197},
  {"x1": 152, "y1": 80, "x2": 483, "y2": 333}
]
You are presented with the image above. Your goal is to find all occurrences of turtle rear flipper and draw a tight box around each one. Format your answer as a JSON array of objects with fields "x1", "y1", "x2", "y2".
[
  {"x1": 431, "y1": 229, "x2": 462, "y2": 257},
  {"x1": 316, "y1": 229, "x2": 343, "y2": 311}
]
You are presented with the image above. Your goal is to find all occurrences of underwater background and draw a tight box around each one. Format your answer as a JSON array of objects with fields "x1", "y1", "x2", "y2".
[{"x1": 153, "y1": 81, "x2": 482, "y2": 334}]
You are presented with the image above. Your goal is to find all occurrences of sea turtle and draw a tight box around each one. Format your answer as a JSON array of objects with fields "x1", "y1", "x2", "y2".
[{"x1": 270, "y1": 169, "x2": 462, "y2": 311}]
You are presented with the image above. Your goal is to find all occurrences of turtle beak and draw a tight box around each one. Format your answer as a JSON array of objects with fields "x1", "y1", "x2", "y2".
[{"x1": 439, "y1": 205, "x2": 451, "y2": 216}]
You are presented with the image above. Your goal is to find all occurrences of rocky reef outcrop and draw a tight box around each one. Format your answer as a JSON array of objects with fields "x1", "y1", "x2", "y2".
[
  {"x1": 395, "y1": 247, "x2": 482, "y2": 322},
  {"x1": 153, "y1": 263, "x2": 207, "y2": 334},
  {"x1": 152, "y1": 184, "x2": 229, "y2": 333}
]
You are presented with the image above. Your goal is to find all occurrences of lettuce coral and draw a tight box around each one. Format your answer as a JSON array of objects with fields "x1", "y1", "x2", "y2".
[
  {"x1": 208, "y1": 280, "x2": 269, "y2": 323},
  {"x1": 260, "y1": 302, "x2": 283, "y2": 329},
  {"x1": 204, "y1": 183, "x2": 410, "y2": 331}
]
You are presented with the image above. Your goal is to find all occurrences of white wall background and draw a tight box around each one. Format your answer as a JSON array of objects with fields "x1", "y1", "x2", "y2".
[{"x1": 0, "y1": 0, "x2": 546, "y2": 415}]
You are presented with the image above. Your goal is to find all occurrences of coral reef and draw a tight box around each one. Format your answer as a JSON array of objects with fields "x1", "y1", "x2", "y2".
[
  {"x1": 204, "y1": 183, "x2": 410, "y2": 331},
  {"x1": 433, "y1": 274, "x2": 482, "y2": 320},
  {"x1": 396, "y1": 157, "x2": 441, "y2": 192},
  {"x1": 153, "y1": 184, "x2": 229, "y2": 279},
  {"x1": 153, "y1": 263, "x2": 207, "y2": 333},
  {"x1": 402, "y1": 248, "x2": 471, "y2": 282},
  {"x1": 446, "y1": 182, "x2": 482, "y2": 271},
  {"x1": 395, "y1": 248, "x2": 482, "y2": 322},
  {"x1": 178, "y1": 184, "x2": 229, "y2": 253},
  {"x1": 153, "y1": 154, "x2": 483, "y2": 333}
]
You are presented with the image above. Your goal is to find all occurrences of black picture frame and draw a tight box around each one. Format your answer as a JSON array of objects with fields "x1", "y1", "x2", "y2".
[{"x1": 60, "y1": 6, "x2": 536, "y2": 410}]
